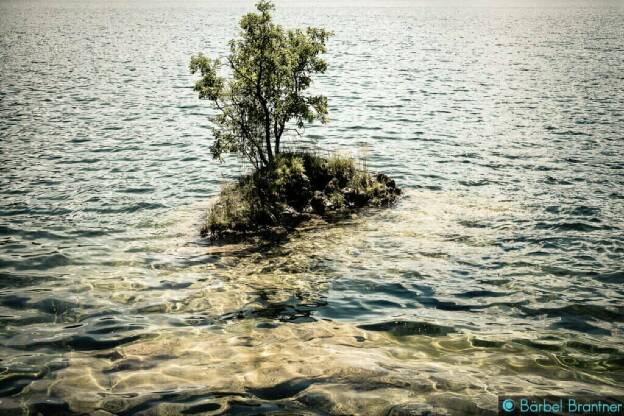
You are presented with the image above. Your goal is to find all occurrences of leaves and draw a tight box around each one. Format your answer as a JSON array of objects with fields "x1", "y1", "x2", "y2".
[
  {"x1": 189, "y1": 54, "x2": 223, "y2": 101},
  {"x1": 190, "y1": 0, "x2": 333, "y2": 168}
]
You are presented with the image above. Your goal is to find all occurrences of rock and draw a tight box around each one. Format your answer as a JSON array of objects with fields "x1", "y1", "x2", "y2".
[
  {"x1": 348, "y1": 188, "x2": 371, "y2": 207},
  {"x1": 376, "y1": 172, "x2": 391, "y2": 185},
  {"x1": 324, "y1": 177, "x2": 340, "y2": 194},
  {"x1": 376, "y1": 172, "x2": 400, "y2": 192},
  {"x1": 386, "y1": 403, "x2": 445, "y2": 416},
  {"x1": 202, "y1": 153, "x2": 401, "y2": 240},
  {"x1": 310, "y1": 191, "x2": 328, "y2": 215},
  {"x1": 253, "y1": 207, "x2": 277, "y2": 226},
  {"x1": 279, "y1": 205, "x2": 302, "y2": 226}
]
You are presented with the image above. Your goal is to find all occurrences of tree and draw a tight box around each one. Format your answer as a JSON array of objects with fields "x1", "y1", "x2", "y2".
[{"x1": 189, "y1": 0, "x2": 332, "y2": 169}]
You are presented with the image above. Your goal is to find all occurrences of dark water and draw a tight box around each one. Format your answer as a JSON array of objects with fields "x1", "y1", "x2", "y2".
[{"x1": 1, "y1": 0, "x2": 623, "y2": 414}]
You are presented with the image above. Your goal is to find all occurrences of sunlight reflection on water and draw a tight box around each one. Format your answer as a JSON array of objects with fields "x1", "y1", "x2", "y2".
[{"x1": 1, "y1": 0, "x2": 623, "y2": 414}]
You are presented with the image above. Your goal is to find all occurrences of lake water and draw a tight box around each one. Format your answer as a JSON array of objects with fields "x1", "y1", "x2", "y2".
[{"x1": 1, "y1": 0, "x2": 623, "y2": 414}]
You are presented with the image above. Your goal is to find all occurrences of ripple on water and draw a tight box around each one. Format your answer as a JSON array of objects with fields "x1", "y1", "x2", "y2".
[{"x1": 1, "y1": 0, "x2": 624, "y2": 414}]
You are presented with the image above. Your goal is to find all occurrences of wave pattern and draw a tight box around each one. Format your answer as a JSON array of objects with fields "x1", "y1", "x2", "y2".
[{"x1": 1, "y1": 0, "x2": 623, "y2": 414}]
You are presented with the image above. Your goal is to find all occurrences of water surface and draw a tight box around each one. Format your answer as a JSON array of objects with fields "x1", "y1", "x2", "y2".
[{"x1": 1, "y1": 0, "x2": 623, "y2": 414}]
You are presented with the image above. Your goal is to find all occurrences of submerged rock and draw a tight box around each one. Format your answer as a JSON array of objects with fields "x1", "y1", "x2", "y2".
[{"x1": 201, "y1": 152, "x2": 401, "y2": 239}]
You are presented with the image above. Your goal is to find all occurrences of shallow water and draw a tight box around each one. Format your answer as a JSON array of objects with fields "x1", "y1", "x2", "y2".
[{"x1": 1, "y1": 0, "x2": 624, "y2": 414}]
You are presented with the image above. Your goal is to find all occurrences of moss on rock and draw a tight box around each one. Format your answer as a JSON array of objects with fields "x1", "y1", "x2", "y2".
[{"x1": 201, "y1": 152, "x2": 401, "y2": 239}]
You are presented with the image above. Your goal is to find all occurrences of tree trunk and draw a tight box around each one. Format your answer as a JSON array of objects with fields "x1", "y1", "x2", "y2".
[
  {"x1": 265, "y1": 122, "x2": 273, "y2": 165},
  {"x1": 274, "y1": 129, "x2": 280, "y2": 156}
]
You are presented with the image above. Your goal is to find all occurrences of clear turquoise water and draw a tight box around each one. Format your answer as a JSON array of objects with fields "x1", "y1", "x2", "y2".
[{"x1": 1, "y1": 1, "x2": 623, "y2": 414}]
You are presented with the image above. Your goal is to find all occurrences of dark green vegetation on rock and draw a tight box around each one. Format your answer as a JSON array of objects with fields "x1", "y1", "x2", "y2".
[{"x1": 201, "y1": 152, "x2": 401, "y2": 239}]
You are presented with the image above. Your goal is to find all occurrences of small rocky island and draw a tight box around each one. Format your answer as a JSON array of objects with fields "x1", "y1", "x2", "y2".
[
  {"x1": 202, "y1": 152, "x2": 400, "y2": 239},
  {"x1": 190, "y1": 1, "x2": 400, "y2": 240}
]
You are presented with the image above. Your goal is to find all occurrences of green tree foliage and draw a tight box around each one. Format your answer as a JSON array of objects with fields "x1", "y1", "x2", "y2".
[{"x1": 189, "y1": 0, "x2": 332, "y2": 169}]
